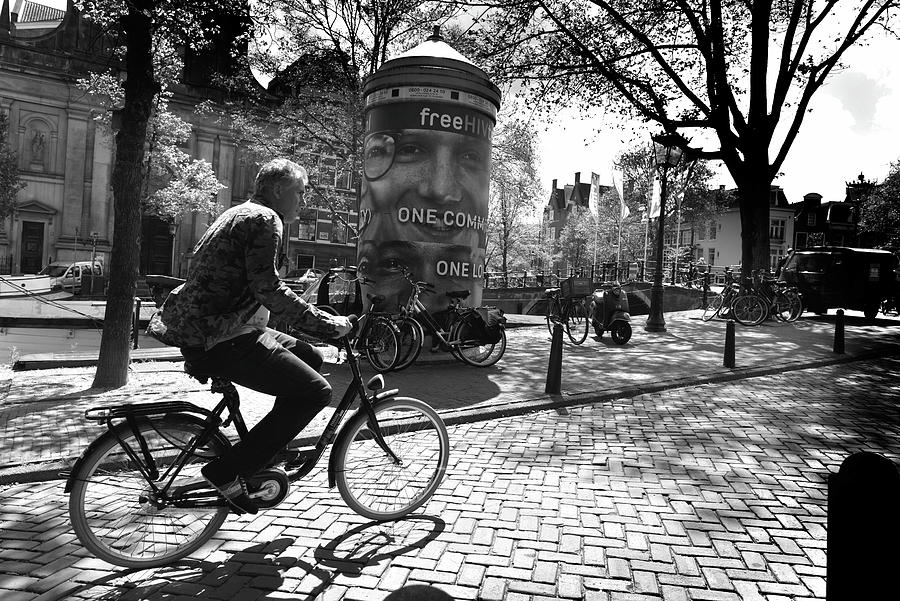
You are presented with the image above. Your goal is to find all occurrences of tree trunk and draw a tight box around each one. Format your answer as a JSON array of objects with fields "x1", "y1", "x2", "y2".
[
  {"x1": 735, "y1": 171, "x2": 772, "y2": 287},
  {"x1": 92, "y1": 3, "x2": 159, "y2": 389}
]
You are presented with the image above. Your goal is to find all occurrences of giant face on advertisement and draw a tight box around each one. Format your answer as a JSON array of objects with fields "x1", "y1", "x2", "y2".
[
  {"x1": 357, "y1": 239, "x2": 486, "y2": 313},
  {"x1": 358, "y1": 99, "x2": 493, "y2": 314}
]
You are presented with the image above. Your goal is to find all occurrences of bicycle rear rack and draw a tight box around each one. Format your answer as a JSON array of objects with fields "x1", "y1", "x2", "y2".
[{"x1": 84, "y1": 401, "x2": 216, "y2": 422}]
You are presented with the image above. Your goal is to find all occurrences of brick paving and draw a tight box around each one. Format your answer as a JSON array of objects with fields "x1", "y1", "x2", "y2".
[
  {"x1": 1, "y1": 309, "x2": 899, "y2": 599},
  {"x1": 1, "y1": 356, "x2": 900, "y2": 600},
  {"x1": 1, "y1": 309, "x2": 898, "y2": 477}
]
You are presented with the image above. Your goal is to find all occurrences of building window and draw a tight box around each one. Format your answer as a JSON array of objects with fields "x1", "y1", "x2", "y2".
[
  {"x1": 708, "y1": 221, "x2": 717, "y2": 240},
  {"x1": 770, "y1": 219, "x2": 786, "y2": 242},
  {"x1": 795, "y1": 232, "x2": 807, "y2": 248},
  {"x1": 698, "y1": 225, "x2": 705, "y2": 241},
  {"x1": 331, "y1": 212, "x2": 348, "y2": 244},
  {"x1": 770, "y1": 248, "x2": 785, "y2": 272},
  {"x1": 296, "y1": 254, "x2": 314, "y2": 270},
  {"x1": 707, "y1": 248, "x2": 715, "y2": 265},
  {"x1": 664, "y1": 231, "x2": 676, "y2": 245},
  {"x1": 296, "y1": 209, "x2": 317, "y2": 241},
  {"x1": 807, "y1": 213, "x2": 817, "y2": 226}
]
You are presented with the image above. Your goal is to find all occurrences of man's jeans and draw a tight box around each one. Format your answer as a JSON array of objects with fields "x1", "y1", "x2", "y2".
[{"x1": 181, "y1": 328, "x2": 331, "y2": 480}]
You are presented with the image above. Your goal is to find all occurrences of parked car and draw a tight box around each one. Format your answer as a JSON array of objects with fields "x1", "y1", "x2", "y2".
[
  {"x1": 777, "y1": 246, "x2": 898, "y2": 321},
  {"x1": 39, "y1": 260, "x2": 104, "y2": 293},
  {"x1": 283, "y1": 268, "x2": 325, "y2": 293},
  {"x1": 299, "y1": 266, "x2": 362, "y2": 316}
]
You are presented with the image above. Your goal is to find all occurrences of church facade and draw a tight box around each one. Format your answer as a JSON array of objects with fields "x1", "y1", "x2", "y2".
[{"x1": 1, "y1": 0, "x2": 358, "y2": 278}]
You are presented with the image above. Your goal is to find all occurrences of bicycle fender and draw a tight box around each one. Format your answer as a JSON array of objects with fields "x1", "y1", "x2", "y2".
[
  {"x1": 62, "y1": 413, "x2": 212, "y2": 493},
  {"x1": 326, "y1": 391, "x2": 399, "y2": 488}
]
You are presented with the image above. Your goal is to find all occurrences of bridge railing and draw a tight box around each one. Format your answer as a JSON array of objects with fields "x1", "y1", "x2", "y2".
[{"x1": 484, "y1": 261, "x2": 739, "y2": 290}]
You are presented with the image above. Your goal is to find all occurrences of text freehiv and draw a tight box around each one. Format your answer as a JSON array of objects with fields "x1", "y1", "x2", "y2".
[{"x1": 418, "y1": 107, "x2": 494, "y2": 139}]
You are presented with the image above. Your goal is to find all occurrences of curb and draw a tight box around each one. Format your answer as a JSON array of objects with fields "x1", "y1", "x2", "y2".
[{"x1": 3, "y1": 347, "x2": 897, "y2": 486}]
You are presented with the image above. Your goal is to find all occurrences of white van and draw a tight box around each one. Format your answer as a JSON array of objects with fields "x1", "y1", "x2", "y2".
[{"x1": 39, "y1": 261, "x2": 104, "y2": 293}]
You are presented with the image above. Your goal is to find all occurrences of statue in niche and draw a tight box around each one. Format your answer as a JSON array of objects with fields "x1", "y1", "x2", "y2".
[{"x1": 30, "y1": 131, "x2": 45, "y2": 167}]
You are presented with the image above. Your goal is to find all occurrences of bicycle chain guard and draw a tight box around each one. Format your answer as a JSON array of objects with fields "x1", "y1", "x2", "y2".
[{"x1": 246, "y1": 467, "x2": 290, "y2": 509}]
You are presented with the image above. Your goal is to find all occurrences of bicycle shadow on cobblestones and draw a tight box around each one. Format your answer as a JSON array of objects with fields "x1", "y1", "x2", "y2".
[{"x1": 63, "y1": 517, "x2": 446, "y2": 600}]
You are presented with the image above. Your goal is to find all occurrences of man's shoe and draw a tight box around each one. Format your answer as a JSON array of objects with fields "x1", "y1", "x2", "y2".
[{"x1": 202, "y1": 464, "x2": 259, "y2": 515}]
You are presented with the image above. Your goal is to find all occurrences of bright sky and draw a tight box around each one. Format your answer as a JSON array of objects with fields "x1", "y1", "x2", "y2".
[{"x1": 536, "y1": 34, "x2": 900, "y2": 206}]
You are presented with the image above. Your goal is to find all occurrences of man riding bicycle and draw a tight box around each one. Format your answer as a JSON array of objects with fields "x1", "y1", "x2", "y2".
[{"x1": 148, "y1": 158, "x2": 351, "y2": 514}]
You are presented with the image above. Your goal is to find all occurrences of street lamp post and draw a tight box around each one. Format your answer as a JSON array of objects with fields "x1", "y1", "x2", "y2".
[{"x1": 645, "y1": 132, "x2": 686, "y2": 333}]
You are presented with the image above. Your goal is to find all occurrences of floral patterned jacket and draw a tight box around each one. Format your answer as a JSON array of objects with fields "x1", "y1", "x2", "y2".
[{"x1": 148, "y1": 200, "x2": 337, "y2": 349}]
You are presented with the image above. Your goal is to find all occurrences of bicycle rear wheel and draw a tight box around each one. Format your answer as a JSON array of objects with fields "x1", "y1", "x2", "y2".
[
  {"x1": 564, "y1": 298, "x2": 589, "y2": 344},
  {"x1": 732, "y1": 294, "x2": 767, "y2": 326},
  {"x1": 68, "y1": 416, "x2": 230, "y2": 569},
  {"x1": 778, "y1": 289, "x2": 803, "y2": 322},
  {"x1": 393, "y1": 316, "x2": 424, "y2": 371},
  {"x1": 701, "y1": 293, "x2": 724, "y2": 321},
  {"x1": 362, "y1": 315, "x2": 399, "y2": 372},
  {"x1": 334, "y1": 397, "x2": 449, "y2": 521},
  {"x1": 451, "y1": 312, "x2": 507, "y2": 367}
]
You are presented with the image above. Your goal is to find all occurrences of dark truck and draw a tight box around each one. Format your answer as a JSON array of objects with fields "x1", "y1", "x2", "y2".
[{"x1": 777, "y1": 246, "x2": 898, "y2": 321}]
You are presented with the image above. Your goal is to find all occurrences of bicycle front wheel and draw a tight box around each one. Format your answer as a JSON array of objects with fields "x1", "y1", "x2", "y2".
[
  {"x1": 732, "y1": 294, "x2": 767, "y2": 326},
  {"x1": 68, "y1": 416, "x2": 230, "y2": 569},
  {"x1": 393, "y1": 316, "x2": 424, "y2": 371},
  {"x1": 362, "y1": 315, "x2": 399, "y2": 372},
  {"x1": 334, "y1": 397, "x2": 449, "y2": 521},
  {"x1": 451, "y1": 312, "x2": 507, "y2": 367},
  {"x1": 564, "y1": 298, "x2": 589, "y2": 344},
  {"x1": 701, "y1": 293, "x2": 723, "y2": 321},
  {"x1": 545, "y1": 297, "x2": 561, "y2": 335}
]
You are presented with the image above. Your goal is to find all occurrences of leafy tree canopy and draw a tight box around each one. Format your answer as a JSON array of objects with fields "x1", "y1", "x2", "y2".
[
  {"x1": 463, "y1": 0, "x2": 900, "y2": 274},
  {"x1": 0, "y1": 112, "x2": 25, "y2": 221},
  {"x1": 859, "y1": 159, "x2": 900, "y2": 246}
]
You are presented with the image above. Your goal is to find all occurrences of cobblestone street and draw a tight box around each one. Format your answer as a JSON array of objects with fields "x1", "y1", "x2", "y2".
[{"x1": 2, "y1": 356, "x2": 899, "y2": 600}]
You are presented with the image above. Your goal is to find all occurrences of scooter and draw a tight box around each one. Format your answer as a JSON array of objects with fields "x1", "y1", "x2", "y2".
[{"x1": 590, "y1": 282, "x2": 632, "y2": 344}]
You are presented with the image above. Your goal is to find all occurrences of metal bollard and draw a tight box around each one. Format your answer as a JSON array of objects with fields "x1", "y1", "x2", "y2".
[
  {"x1": 132, "y1": 297, "x2": 141, "y2": 350},
  {"x1": 723, "y1": 319, "x2": 735, "y2": 368},
  {"x1": 545, "y1": 321, "x2": 563, "y2": 394},
  {"x1": 833, "y1": 308, "x2": 845, "y2": 354},
  {"x1": 827, "y1": 451, "x2": 900, "y2": 600}
]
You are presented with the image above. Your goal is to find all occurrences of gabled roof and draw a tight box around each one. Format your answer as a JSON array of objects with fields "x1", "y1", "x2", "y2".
[{"x1": 17, "y1": 0, "x2": 65, "y2": 23}]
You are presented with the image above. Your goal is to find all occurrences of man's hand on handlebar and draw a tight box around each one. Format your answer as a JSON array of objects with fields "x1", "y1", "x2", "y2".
[{"x1": 324, "y1": 314, "x2": 353, "y2": 338}]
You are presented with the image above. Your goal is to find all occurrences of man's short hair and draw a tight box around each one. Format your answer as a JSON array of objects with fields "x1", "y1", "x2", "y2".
[{"x1": 254, "y1": 158, "x2": 308, "y2": 197}]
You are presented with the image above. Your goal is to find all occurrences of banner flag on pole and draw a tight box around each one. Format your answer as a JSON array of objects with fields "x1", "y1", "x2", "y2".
[
  {"x1": 612, "y1": 169, "x2": 629, "y2": 220},
  {"x1": 649, "y1": 177, "x2": 661, "y2": 219},
  {"x1": 588, "y1": 172, "x2": 601, "y2": 217}
]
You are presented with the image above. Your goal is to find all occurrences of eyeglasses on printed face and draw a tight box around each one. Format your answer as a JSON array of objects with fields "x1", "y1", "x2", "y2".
[{"x1": 363, "y1": 132, "x2": 397, "y2": 181}]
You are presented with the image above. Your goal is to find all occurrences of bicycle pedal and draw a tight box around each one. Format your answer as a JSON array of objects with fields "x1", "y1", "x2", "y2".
[{"x1": 281, "y1": 445, "x2": 316, "y2": 469}]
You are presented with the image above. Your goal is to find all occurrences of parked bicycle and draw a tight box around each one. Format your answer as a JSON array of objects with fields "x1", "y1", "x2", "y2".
[
  {"x1": 701, "y1": 268, "x2": 767, "y2": 326},
  {"x1": 65, "y1": 316, "x2": 450, "y2": 568},
  {"x1": 544, "y1": 277, "x2": 590, "y2": 344},
  {"x1": 391, "y1": 268, "x2": 507, "y2": 369},
  {"x1": 299, "y1": 268, "x2": 399, "y2": 373},
  {"x1": 752, "y1": 270, "x2": 803, "y2": 323}
]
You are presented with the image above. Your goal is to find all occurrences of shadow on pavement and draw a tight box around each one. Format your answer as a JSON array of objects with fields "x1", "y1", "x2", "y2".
[{"x1": 50, "y1": 516, "x2": 447, "y2": 600}]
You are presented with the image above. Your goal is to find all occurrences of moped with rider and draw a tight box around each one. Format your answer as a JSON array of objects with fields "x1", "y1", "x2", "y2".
[{"x1": 590, "y1": 282, "x2": 632, "y2": 344}]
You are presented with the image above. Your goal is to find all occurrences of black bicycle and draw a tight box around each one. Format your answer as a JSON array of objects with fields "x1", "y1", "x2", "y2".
[
  {"x1": 544, "y1": 285, "x2": 589, "y2": 344},
  {"x1": 392, "y1": 268, "x2": 507, "y2": 369},
  {"x1": 65, "y1": 318, "x2": 449, "y2": 568}
]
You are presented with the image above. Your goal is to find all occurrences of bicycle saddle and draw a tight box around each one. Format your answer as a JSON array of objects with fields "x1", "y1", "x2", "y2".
[
  {"x1": 446, "y1": 290, "x2": 470, "y2": 300},
  {"x1": 545, "y1": 287, "x2": 560, "y2": 294},
  {"x1": 183, "y1": 361, "x2": 229, "y2": 386}
]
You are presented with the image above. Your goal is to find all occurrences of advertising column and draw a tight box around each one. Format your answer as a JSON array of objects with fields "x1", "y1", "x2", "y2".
[{"x1": 358, "y1": 28, "x2": 502, "y2": 317}]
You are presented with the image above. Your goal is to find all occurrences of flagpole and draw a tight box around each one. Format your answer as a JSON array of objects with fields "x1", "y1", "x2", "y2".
[{"x1": 674, "y1": 200, "x2": 682, "y2": 283}]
